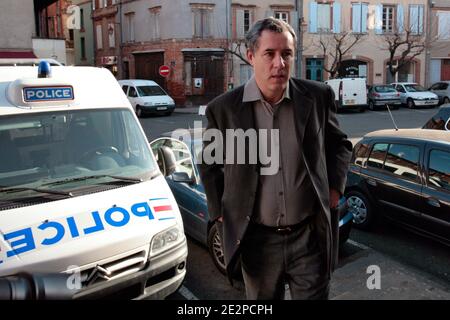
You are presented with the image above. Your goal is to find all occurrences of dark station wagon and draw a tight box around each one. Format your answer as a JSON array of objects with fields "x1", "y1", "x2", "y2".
[{"x1": 345, "y1": 129, "x2": 450, "y2": 246}]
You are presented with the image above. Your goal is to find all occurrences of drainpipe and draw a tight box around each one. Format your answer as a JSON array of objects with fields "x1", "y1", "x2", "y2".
[
  {"x1": 295, "y1": 0, "x2": 304, "y2": 79},
  {"x1": 424, "y1": 0, "x2": 433, "y2": 87}
]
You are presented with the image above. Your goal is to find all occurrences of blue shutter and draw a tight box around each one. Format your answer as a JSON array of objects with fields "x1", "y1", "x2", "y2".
[
  {"x1": 375, "y1": 4, "x2": 383, "y2": 34},
  {"x1": 362, "y1": 4, "x2": 368, "y2": 33},
  {"x1": 397, "y1": 5, "x2": 404, "y2": 33},
  {"x1": 352, "y1": 3, "x2": 361, "y2": 33},
  {"x1": 309, "y1": 1, "x2": 318, "y2": 33},
  {"x1": 333, "y1": 2, "x2": 341, "y2": 33}
]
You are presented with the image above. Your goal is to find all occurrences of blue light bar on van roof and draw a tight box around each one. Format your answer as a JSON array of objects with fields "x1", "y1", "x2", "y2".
[{"x1": 38, "y1": 61, "x2": 51, "y2": 78}]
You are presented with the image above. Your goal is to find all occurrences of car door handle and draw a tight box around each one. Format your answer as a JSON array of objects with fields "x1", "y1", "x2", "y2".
[
  {"x1": 426, "y1": 197, "x2": 441, "y2": 208},
  {"x1": 366, "y1": 178, "x2": 377, "y2": 186}
]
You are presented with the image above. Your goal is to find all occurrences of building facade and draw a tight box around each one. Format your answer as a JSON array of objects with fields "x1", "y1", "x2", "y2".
[{"x1": 72, "y1": 0, "x2": 96, "y2": 66}]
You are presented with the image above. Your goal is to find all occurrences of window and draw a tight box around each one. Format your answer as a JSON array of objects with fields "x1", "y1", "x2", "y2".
[
  {"x1": 382, "y1": 5, "x2": 395, "y2": 33},
  {"x1": 125, "y1": 13, "x2": 135, "y2": 42},
  {"x1": 275, "y1": 11, "x2": 289, "y2": 23},
  {"x1": 96, "y1": 24, "x2": 103, "y2": 49},
  {"x1": 149, "y1": 8, "x2": 161, "y2": 40},
  {"x1": 80, "y1": 8, "x2": 85, "y2": 30},
  {"x1": 368, "y1": 143, "x2": 388, "y2": 169},
  {"x1": 352, "y1": 2, "x2": 368, "y2": 33},
  {"x1": 108, "y1": 23, "x2": 115, "y2": 48},
  {"x1": 428, "y1": 150, "x2": 450, "y2": 191},
  {"x1": 383, "y1": 144, "x2": 420, "y2": 180},
  {"x1": 193, "y1": 7, "x2": 212, "y2": 38},
  {"x1": 438, "y1": 11, "x2": 450, "y2": 40},
  {"x1": 244, "y1": 10, "x2": 251, "y2": 33},
  {"x1": 317, "y1": 4, "x2": 331, "y2": 32},
  {"x1": 353, "y1": 142, "x2": 370, "y2": 166},
  {"x1": 122, "y1": 85, "x2": 129, "y2": 95},
  {"x1": 396, "y1": 85, "x2": 406, "y2": 93},
  {"x1": 80, "y1": 37, "x2": 86, "y2": 60},
  {"x1": 128, "y1": 87, "x2": 138, "y2": 98},
  {"x1": 409, "y1": 5, "x2": 424, "y2": 35}
]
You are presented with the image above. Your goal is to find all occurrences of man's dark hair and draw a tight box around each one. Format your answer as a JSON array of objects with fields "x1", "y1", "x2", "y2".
[{"x1": 245, "y1": 17, "x2": 297, "y2": 53}]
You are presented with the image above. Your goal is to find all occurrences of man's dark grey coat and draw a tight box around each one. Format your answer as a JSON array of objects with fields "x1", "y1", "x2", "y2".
[{"x1": 199, "y1": 78, "x2": 353, "y2": 281}]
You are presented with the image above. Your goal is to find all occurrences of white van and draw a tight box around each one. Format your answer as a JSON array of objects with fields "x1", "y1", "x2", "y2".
[
  {"x1": 0, "y1": 62, "x2": 187, "y2": 299},
  {"x1": 325, "y1": 78, "x2": 367, "y2": 112},
  {"x1": 118, "y1": 79, "x2": 175, "y2": 117}
]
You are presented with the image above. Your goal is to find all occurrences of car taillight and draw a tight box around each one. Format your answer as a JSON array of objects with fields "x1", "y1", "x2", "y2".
[
  {"x1": 396, "y1": 93, "x2": 400, "y2": 97},
  {"x1": 373, "y1": 93, "x2": 381, "y2": 97}
]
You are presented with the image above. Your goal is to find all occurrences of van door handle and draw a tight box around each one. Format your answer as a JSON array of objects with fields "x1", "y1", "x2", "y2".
[
  {"x1": 366, "y1": 178, "x2": 377, "y2": 186},
  {"x1": 426, "y1": 197, "x2": 441, "y2": 208},
  {"x1": 353, "y1": 93, "x2": 357, "y2": 96}
]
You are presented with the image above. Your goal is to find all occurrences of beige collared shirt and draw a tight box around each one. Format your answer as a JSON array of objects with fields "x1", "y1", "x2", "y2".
[{"x1": 243, "y1": 76, "x2": 317, "y2": 227}]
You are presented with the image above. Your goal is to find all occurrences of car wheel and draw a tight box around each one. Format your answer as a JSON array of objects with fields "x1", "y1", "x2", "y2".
[
  {"x1": 207, "y1": 223, "x2": 226, "y2": 275},
  {"x1": 368, "y1": 100, "x2": 376, "y2": 111},
  {"x1": 346, "y1": 190, "x2": 375, "y2": 230},
  {"x1": 136, "y1": 105, "x2": 143, "y2": 118},
  {"x1": 406, "y1": 98, "x2": 415, "y2": 109},
  {"x1": 444, "y1": 97, "x2": 450, "y2": 104}
]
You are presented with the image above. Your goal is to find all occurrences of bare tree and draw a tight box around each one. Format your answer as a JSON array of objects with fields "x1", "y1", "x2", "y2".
[
  {"x1": 382, "y1": 27, "x2": 428, "y2": 82},
  {"x1": 223, "y1": 40, "x2": 251, "y2": 65},
  {"x1": 312, "y1": 32, "x2": 365, "y2": 79}
]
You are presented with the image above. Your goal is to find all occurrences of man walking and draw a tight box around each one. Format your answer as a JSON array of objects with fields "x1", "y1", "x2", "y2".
[{"x1": 199, "y1": 17, "x2": 352, "y2": 299}]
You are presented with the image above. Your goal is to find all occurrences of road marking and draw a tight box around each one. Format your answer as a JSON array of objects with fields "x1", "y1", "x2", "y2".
[
  {"x1": 178, "y1": 285, "x2": 199, "y2": 300},
  {"x1": 347, "y1": 239, "x2": 370, "y2": 250}
]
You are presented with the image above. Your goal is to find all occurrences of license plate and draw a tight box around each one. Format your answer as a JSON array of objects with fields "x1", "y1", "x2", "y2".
[
  {"x1": 425, "y1": 101, "x2": 434, "y2": 104},
  {"x1": 157, "y1": 106, "x2": 167, "y2": 110},
  {"x1": 345, "y1": 99, "x2": 355, "y2": 105}
]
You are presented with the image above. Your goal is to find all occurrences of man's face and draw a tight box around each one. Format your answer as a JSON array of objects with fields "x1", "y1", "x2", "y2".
[{"x1": 247, "y1": 30, "x2": 295, "y2": 102}]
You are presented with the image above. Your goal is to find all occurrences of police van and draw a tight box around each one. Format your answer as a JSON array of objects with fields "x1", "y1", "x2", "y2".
[{"x1": 0, "y1": 62, "x2": 187, "y2": 299}]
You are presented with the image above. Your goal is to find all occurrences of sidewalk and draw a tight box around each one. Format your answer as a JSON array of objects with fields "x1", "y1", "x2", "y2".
[
  {"x1": 329, "y1": 244, "x2": 450, "y2": 300},
  {"x1": 174, "y1": 105, "x2": 201, "y2": 114}
]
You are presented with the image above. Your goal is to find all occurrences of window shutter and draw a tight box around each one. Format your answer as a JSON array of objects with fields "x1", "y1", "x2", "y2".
[
  {"x1": 237, "y1": 9, "x2": 244, "y2": 38},
  {"x1": 375, "y1": 4, "x2": 383, "y2": 34},
  {"x1": 418, "y1": 5, "x2": 424, "y2": 34},
  {"x1": 362, "y1": 4, "x2": 368, "y2": 33},
  {"x1": 309, "y1": 1, "x2": 318, "y2": 33},
  {"x1": 333, "y1": 2, "x2": 341, "y2": 33},
  {"x1": 352, "y1": 3, "x2": 361, "y2": 33},
  {"x1": 397, "y1": 5, "x2": 404, "y2": 33},
  {"x1": 410, "y1": 5, "x2": 419, "y2": 34}
]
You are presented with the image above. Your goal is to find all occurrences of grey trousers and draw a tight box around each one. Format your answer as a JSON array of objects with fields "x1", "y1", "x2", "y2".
[{"x1": 240, "y1": 219, "x2": 330, "y2": 300}]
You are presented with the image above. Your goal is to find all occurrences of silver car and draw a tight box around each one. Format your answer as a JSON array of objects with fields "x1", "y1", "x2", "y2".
[
  {"x1": 367, "y1": 85, "x2": 401, "y2": 110},
  {"x1": 429, "y1": 81, "x2": 450, "y2": 105}
]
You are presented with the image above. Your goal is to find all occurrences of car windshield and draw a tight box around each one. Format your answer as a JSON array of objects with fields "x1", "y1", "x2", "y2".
[
  {"x1": 0, "y1": 108, "x2": 158, "y2": 205},
  {"x1": 374, "y1": 86, "x2": 397, "y2": 93},
  {"x1": 136, "y1": 85, "x2": 167, "y2": 96},
  {"x1": 404, "y1": 84, "x2": 426, "y2": 92}
]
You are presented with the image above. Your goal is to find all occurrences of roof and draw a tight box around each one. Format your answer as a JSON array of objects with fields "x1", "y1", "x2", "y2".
[
  {"x1": 0, "y1": 66, "x2": 131, "y2": 115},
  {"x1": 365, "y1": 129, "x2": 450, "y2": 143},
  {"x1": 118, "y1": 79, "x2": 159, "y2": 86}
]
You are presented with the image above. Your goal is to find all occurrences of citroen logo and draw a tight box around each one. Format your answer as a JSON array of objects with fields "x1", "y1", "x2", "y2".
[{"x1": 86, "y1": 265, "x2": 111, "y2": 285}]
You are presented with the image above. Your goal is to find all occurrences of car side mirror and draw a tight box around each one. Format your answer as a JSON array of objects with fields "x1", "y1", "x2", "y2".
[{"x1": 171, "y1": 172, "x2": 194, "y2": 184}]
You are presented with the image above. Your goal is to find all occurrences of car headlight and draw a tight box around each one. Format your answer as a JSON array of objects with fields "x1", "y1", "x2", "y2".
[
  {"x1": 150, "y1": 226, "x2": 182, "y2": 256},
  {"x1": 144, "y1": 102, "x2": 154, "y2": 106}
]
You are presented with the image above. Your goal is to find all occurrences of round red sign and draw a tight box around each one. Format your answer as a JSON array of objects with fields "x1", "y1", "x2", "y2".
[{"x1": 159, "y1": 65, "x2": 170, "y2": 77}]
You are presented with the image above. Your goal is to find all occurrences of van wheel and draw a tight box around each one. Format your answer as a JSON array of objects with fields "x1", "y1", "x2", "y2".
[
  {"x1": 346, "y1": 190, "x2": 375, "y2": 230},
  {"x1": 406, "y1": 99, "x2": 415, "y2": 109},
  {"x1": 136, "y1": 105, "x2": 143, "y2": 118},
  {"x1": 207, "y1": 223, "x2": 226, "y2": 275},
  {"x1": 368, "y1": 100, "x2": 376, "y2": 111}
]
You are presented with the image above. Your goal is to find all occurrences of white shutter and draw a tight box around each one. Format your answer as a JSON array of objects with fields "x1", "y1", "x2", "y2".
[
  {"x1": 96, "y1": 24, "x2": 103, "y2": 49},
  {"x1": 418, "y1": 5, "x2": 424, "y2": 34},
  {"x1": 361, "y1": 4, "x2": 368, "y2": 33},
  {"x1": 410, "y1": 5, "x2": 419, "y2": 34},
  {"x1": 237, "y1": 9, "x2": 244, "y2": 38},
  {"x1": 375, "y1": 4, "x2": 383, "y2": 34},
  {"x1": 397, "y1": 5, "x2": 404, "y2": 33},
  {"x1": 352, "y1": 3, "x2": 361, "y2": 33},
  {"x1": 309, "y1": 1, "x2": 318, "y2": 33},
  {"x1": 333, "y1": 2, "x2": 341, "y2": 33}
]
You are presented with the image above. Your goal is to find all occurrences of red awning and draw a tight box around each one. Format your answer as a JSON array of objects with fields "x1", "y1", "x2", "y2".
[{"x1": 0, "y1": 51, "x2": 37, "y2": 58}]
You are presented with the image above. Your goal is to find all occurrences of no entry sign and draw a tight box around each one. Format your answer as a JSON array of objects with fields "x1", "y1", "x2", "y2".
[{"x1": 159, "y1": 65, "x2": 170, "y2": 77}]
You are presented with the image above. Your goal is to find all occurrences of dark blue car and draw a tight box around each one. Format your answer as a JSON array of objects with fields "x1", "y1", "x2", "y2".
[{"x1": 151, "y1": 130, "x2": 353, "y2": 274}]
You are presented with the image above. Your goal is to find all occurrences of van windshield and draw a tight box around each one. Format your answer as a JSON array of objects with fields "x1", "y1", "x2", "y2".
[
  {"x1": 137, "y1": 85, "x2": 167, "y2": 96},
  {"x1": 0, "y1": 109, "x2": 158, "y2": 204}
]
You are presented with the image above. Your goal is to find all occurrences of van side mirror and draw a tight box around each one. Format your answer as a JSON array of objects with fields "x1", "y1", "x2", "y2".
[{"x1": 171, "y1": 172, "x2": 194, "y2": 184}]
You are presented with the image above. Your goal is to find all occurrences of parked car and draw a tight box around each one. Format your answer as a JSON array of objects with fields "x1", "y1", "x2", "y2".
[
  {"x1": 118, "y1": 79, "x2": 175, "y2": 117},
  {"x1": 345, "y1": 129, "x2": 450, "y2": 246},
  {"x1": 367, "y1": 84, "x2": 401, "y2": 110},
  {"x1": 325, "y1": 78, "x2": 367, "y2": 112},
  {"x1": 422, "y1": 104, "x2": 450, "y2": 131},
  {"x1": 391, "y1": 82, "x2": 439, "y2": 108},
  {"x1": 428, "y1": 81, "x2": 450, "y2": 105},
  {"x1": 150, "y1": 130, "x2": 354, "y2": 274}
]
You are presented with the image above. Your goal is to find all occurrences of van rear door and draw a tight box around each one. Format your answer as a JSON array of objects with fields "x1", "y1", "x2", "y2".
[{"x1": 343, "y1": 79, "x2": 367, "y2": 106}]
